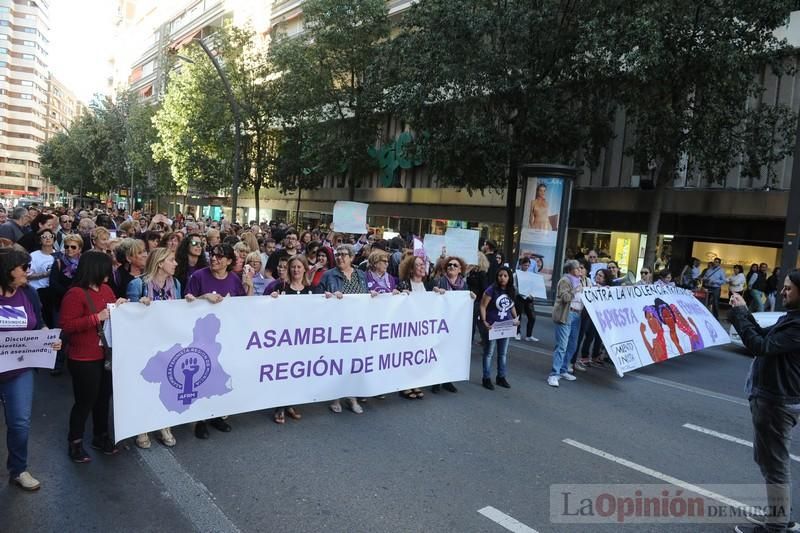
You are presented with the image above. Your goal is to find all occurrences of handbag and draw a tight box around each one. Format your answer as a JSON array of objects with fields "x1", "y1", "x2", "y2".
[{"x1": 83, "y1": 289, "x2": 113, "y2": 371}]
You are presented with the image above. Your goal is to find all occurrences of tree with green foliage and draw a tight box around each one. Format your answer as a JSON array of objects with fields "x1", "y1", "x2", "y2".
[
  {"x1": 152, "y1": 42, "x2": 235, "y2": 196},
  {"x1": 387, "y1": 0, "x2": 614, "y2": 258},
  {"x1": 268, "y1": 0, "x2": 391, "y2": 200},
  {"x1": 579, "y1": 0, "x2": 796, "y2": 267}
]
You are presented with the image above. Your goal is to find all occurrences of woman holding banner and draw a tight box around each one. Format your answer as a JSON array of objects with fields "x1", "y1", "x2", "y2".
[
  {"x1": 396, "y1": 254, "x2": 436, "y2": 399},
  {"x1": 433, "y1": 255, "x2": 474, "y2": 393},
  {"x1": 127, "y1": 248, "x2": 186, "y2": 448},
  {"x1": 0, "y1": 247, "x2": 60, "y2": 490},
  {"x1": 269, "y1": 255, "x2": 312, "y2": 423},
  {"x1": 186, "y1": 243, "x2": 253, "y2": 438},
  {"x1": 479, "y1": 266, "x2": 519, "y2": 390},
  {"x1": 316, "y1": 244, "x2": 369, "y2": 414},
  {"x1": 61, "y1": 251, "x2": 126, "y2": 462},
  {"x1": 549, "y1": 260, "x2": 583, "y2": 388}
]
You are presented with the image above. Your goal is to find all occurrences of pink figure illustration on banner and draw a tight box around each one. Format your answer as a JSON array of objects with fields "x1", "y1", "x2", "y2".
[
  {"x1": 640, "y1": 306, "x2": 668, "y2": 362},
  {"x1": 655, "y1": 298, "x2": 685, "y2": 356},
  {"x1": 669, "y1": 303, "x2": 704, "y2": 351}
]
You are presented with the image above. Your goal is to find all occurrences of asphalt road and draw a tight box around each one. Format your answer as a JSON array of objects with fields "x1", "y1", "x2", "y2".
[{"x1": 2, "y1": 316, "x2": 793, "y2": 533}]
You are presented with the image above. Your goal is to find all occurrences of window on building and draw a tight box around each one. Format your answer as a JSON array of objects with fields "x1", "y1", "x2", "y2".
[
  {"x1": 20, "y1": 80, "x2": 32, "y2": 86},
  {"x1": 0, "y1": 21, "x2": 9, "y2": 26},
  {"x1": 0, "y1": 7, "x2": 10, "y2": 13},
  {"x1": 23, "y1": 40, "x2": 34, "y2": 47},
  {"x1": 0, "y1": 48, "x2": 7, "y2": 54},
  {"x1": 20, "y1": 93, "x2": 31, "y2": 99},
  {"x1": 22, "y1": 54, "x2": 34, "y2": 60},
  {"x1": 23, "y1": 28, "x2": 36, "y2": 34},
  {"x1": 0, "y1": 33, "x2": 7, "y2": 39},
  {"x1": 0, "y1": 61, "x2": 6, "y2": 67}
]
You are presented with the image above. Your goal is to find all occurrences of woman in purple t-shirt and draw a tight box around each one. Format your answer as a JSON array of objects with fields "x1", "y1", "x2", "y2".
[
  {"x1": 479, "y1": 266, "x2": 519, "y2": 390},
  {"x1": 0, "y1": 247, "x2": 61, "y2": 491},
  {"x1": 186, "y1": 243, "x2": 252, "y2": 439}
]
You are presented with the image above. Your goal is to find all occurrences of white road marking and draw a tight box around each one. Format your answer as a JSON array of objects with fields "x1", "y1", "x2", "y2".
[
  {"x1": 512, "y1": 340, "x2": 750, "y2": 407},
  {"x1": 562, "y1": 438, "x2": 764, "y2": 516},
  {"x1": 682, "y1": 423, "x2": 800, "y2": 463},
  {"x1": 629, "y1": 374, "x2": 749, "y2": 406},
  {"x1": 478, "y1": 506, "x2": 540, "y2": 533},
  {"x1": 136, "y1": 446, "x2": 241, "y2": 533}
]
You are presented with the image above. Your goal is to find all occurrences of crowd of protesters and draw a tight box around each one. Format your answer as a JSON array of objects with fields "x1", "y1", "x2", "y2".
[{"x1": 0, "y1": 205, "x2": 539, "y2": 491}]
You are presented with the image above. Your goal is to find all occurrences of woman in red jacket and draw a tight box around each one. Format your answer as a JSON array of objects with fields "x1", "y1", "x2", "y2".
[{"x1": 60, "y1": 251, "x2": 127, "y2": 463}]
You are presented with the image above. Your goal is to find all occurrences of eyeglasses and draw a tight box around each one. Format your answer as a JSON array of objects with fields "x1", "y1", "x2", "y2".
[
  {"x1": 211, "y1": 252, "x2": 226, "y2": 259},
  {"x1": 41, "y1": 234, "x2": 54, "y2": 239},
  {"x1": 21, "y1": 263, "x2": 30, "y2": 270},
  {"x1": 190, "y1": 240, "x2": 201, "y2": 247},
  {"x1": 447, "y1": 263, "x2": 460, "y2": 268},
  {"x1": 641, "y1": 271, "x2": 650, "y2": 275},
  {"x1": 65, "y1": 244, "x2": 80, "y2": 250},
  {"x1": 334, "y1": 253, "x2": 350, "y2": 258}
]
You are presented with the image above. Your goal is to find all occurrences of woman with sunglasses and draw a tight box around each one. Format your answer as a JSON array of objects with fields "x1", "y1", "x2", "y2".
[
  {"x1": 60, "y1": 251, "x2": 127, "y2": 462},
  {"x1": 245, "y1": 251, "x2": 268, "y2": 295},
  {"x1": 638, "y1": 268, "x2": 653, "y2": 285},
  {"x1": 28, "y1": 228, "x2": 57, "y2": 328},
  {"x1": 315, "y1": 244, "x2": 369, "y2": 414},
  {"x1": 432, "y1": 255, "x2": 473, "y2": 393},
  {"x1": 269, "y1": 255, "x2": 312, "y2": 423},
  {"x1": 186, "y1": 243, "x2": 252, "y2": 439},
  {"x1": 127, "y1": 248, "x2": 187, "y2": 449},
  {"x1": 0, "y1": 247, "x2": 61, "y2": 490},
  {"x1": 49, "y1": 234, "x2": 83, "y2": 376},
  {"x1": 175, "y1": 233, "x2": 209, "y2": 293},
  {"x1": 365, "y1": 250, "x2": 399, "y2": 294}
]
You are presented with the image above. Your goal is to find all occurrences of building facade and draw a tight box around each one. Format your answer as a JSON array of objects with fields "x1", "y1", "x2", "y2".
[{"x1": 0, "y1": 0, "x2": 50, "y2": 201}]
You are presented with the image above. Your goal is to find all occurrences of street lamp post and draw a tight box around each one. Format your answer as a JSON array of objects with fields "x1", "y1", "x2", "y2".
[
  {"x1": 778, "y1": 113, "x2": 800, "y2": 310},
  {"x1": 192, "y1": 38, "x2": 242, "y2": 225}
]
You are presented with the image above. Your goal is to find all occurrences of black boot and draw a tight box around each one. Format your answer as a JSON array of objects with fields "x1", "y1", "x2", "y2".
[
  {"x1": 68, "y1": 440, "x2": 91, "y2": 463},
  {"x1": 482, "y1": 378, "x2": 495, "y2": 390},
  {"x1": 496, "y1": 377, "x2": 511, "y2": 389}
]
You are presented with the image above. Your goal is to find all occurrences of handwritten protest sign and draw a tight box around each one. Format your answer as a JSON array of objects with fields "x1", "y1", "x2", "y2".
[
  {"x1": 516, "y1": 270, "x2": 547, "y2": 299},
  {"x1": 444, "y1": 228, "x2": 479, "y2": 265},
  {"x1": 0, "y1": 329, "x2": 60, "y2": 373},
  {"x1": 423, "y1": 234, "x2": 447, "y2": 262},
  {"x1": 332, "y1": 201, "x2": 368, "y2": 234},
  {"x1": 111, "y1": 292, "x2": 472, "y2": 442},
  {"x1": 589, "y1": 263, "x2": 608, "y2": 282},
  {"x1": 488, "y1": 320, "x2": 517, "y2": 340},
  {"x1": 581, "y1": 285, "x2": 729, "y2": 377}
]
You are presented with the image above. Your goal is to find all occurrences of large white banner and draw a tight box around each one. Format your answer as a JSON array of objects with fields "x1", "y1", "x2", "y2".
[
  {"x1": 111, "y1": 292, "x2": 473, "y2": 442},
  {"x1": 581, "y1": 285, "x2": 730, "y2": 377}
]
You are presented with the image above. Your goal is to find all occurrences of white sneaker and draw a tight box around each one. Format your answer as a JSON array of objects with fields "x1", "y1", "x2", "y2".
[
  {"x1": 560, "y1": 372, "x2": 577, "y2": 381},
  {"x1": 13, "y1": 471, "x2": 41, "y2": 491},
  {"x1": 515, "y1": 333, "x2": 521, "y2": 340},
  {"x1": 547, "y1": 376, "x2": 560, "y2": 387},
  {"x1": 567, "y1": 364, "x2": 574, "y2": 373},
  {"x1": 526, "y1": 336, "x2": 539, "y2": 342}
]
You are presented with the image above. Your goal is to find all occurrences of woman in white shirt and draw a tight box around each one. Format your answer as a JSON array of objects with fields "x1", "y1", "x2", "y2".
[
  {"x1": 727, "y1": 264, "x2": 746, "y2": 296},
  {"x1": 28, "y1": 228, "x2": 56, "y2": 327}
]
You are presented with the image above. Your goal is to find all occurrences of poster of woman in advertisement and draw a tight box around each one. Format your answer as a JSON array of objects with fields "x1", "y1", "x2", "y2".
[
  {"x1": 529, "y1": 183, "x2": 551, "y2": 230},
  {"x1": 522, "y1": 177, "x2": 563, "y2": 249}
]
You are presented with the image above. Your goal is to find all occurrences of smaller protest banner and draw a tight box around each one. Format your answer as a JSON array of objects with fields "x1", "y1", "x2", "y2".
[
  {"x1": 488, "y1": 320, "x2": 517, "y2": 340},
  {"x1": 516, "y1": 270, "x2": 547, "y2": 299},
  {"x1": 332, "y1": 201, "x2": 369, "y2": 234},
  {"x1": 423, "y1": 234, "x2": 447, "y2": 262},
  {"x1": 0, "y1": 329, "x2": 60, "y2": 373},
  {"x1": 581, "y1": 284, "x2": 729, "y2": 377},
  {"x1": 413, "y1": 236, "x2": 425, "y2": 258},
  {"x1": 444, "y1": 228, "x2": 479, "y2": 265}
]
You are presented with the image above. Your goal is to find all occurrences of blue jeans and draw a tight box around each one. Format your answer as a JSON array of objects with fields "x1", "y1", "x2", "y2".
[
  {"x1": 750, "y1": 289, "x2": 766, "y2": 313},
  {"x1": 0, "y1": 370, "x2": 34, "y2": 478},
  {"x1": 551, "y1": 311, "x2": 581, "y2": 377},
  {"x1": 482, "y1": 336, "x2": 510, "y2": 379}
]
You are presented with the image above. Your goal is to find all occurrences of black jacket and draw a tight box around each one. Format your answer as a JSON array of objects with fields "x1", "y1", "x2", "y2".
[{"x1": 730, "y1": 306, "x2": 800, "y2": 404}]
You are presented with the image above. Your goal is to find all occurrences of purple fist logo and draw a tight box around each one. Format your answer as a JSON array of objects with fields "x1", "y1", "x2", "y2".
[{"x1": 167, "y1": 347, "x2": 212, "y2": 406}]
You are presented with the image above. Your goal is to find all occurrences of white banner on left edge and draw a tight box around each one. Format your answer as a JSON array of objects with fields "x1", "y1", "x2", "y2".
[
  {"x1": 111, "y1": 292, "x2": 473, "y2": 442},
  {"x1": 0, "y1": 329, "x2": 60, "y2": 372}
]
